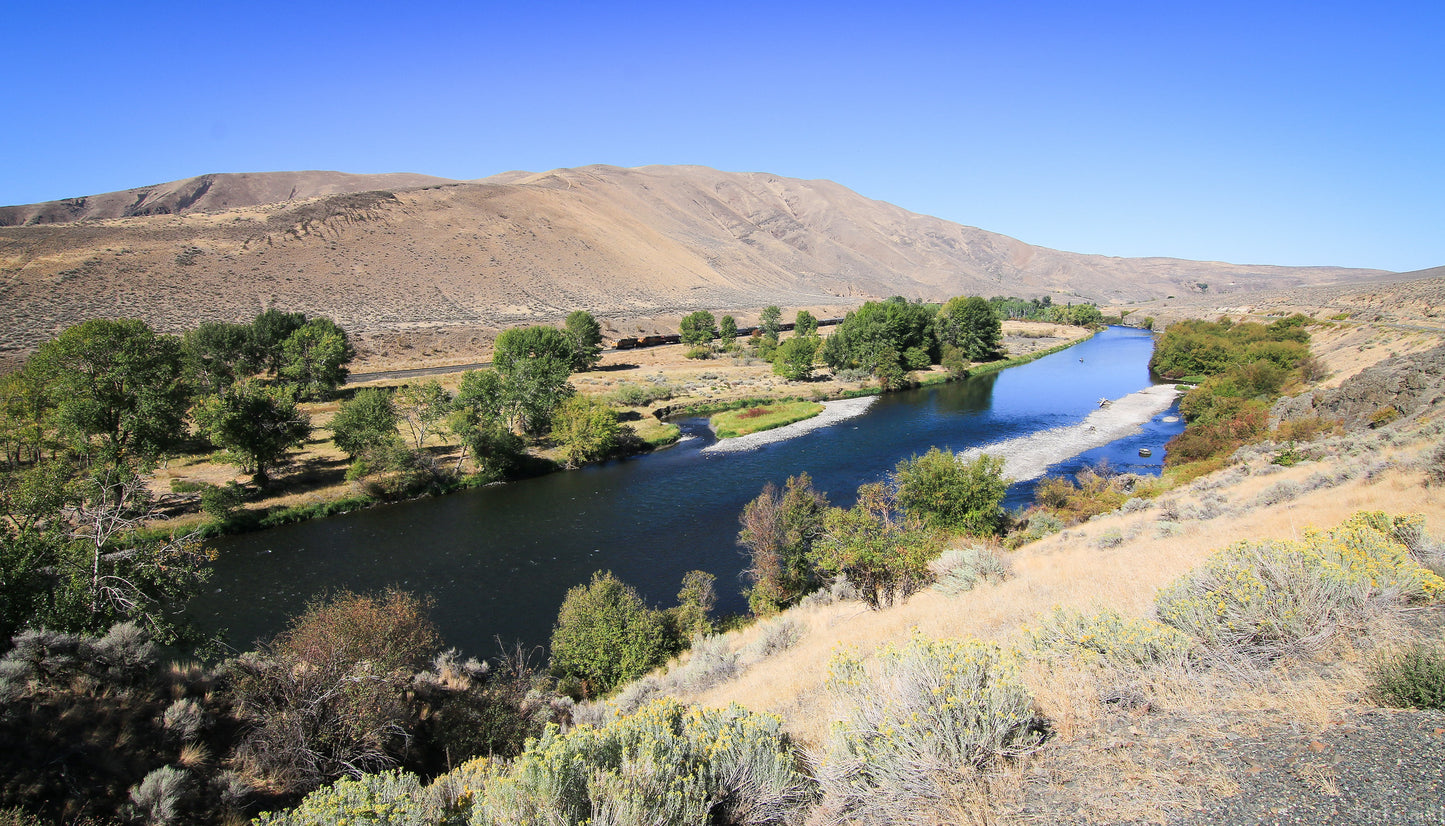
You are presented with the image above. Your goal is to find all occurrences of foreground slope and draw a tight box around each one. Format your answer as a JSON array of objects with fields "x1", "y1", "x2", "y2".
[{"x1": 0, "y1": 165, "x2": 1390, "y2": 369}]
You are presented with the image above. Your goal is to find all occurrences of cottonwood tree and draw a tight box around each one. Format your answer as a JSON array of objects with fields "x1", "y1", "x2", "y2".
[
  {"x1": 772, "y1": 336, "x2": 819, "y2": 381},
  {"x1": 0, "y1": 461, "x2": 210, "y2": 642},
  {"x1": 492, "y1": 326, "x2": 574, "y2": 436},
  {"x1": 935, "y1": 296, "x2": 1002, "y2": 362},
  {"x1": 719, "y1": 314, "x2": 739, "y2": 344},
  {"x1": 679, "y1": 310, "x2": 719, "y2": 347},
  {"x1": 194, "y1": 380, "x2": 311, "y2": 488},
  {"x1": 810, "y1": 483, "x2": 939, "y2": 609},
  {"x1": 26, "y1": 318, "x2": 189, "y2": 464},
  {"x1": 758, "y1": 306, "x2": 783, "y2": 340},
  {"x1": 450, "y1": 369, "x2": 524, "y2": 476},
  {"x1": 795, "y1": 309, "x2": 819, "y2": 338},
  {"x1": 563, "y1": 310, "x2": 604, "y2": 372},
  {"x1": 394, "y1": 379, "x2": 453, "y2": 453},
  {"x1": 281, "y1": 318, "x2": 355, "y2": 401},
  {"x1": 181, "y1": 320, "x2": 255, "y2": 395},
  {"x1": 328, "y1": 387, "x2": 400, "y2": 459},
  {"x1": 249, "y1": 309, "x2": 307, "y2": 377}
]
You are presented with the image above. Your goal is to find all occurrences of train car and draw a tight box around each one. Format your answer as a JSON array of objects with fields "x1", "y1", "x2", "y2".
[{"x1": 615, "y1": 338, "x2": 640, "y2": 350}]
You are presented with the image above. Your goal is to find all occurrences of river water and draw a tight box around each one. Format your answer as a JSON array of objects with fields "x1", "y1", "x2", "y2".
[{"x1": 193, "y1": 326, "x2": 1181, "y2": 657}]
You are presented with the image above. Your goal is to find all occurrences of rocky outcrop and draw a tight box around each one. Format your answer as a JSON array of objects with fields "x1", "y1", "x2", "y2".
[{"x1": 1273, "y1": 344, "x2": 1445, "y2": 428}]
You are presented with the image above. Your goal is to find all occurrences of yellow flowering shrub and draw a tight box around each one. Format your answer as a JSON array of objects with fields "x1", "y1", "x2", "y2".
[
  {"x1": 1026, "y1": 607, "x2": 1193, "y2": 668},
  {"x1": 1156, "y1": 511, "x2": 1444, "y2": 662},
  {"x1": 468, "y1": 698, "x2": 813, "y2": 826},
  {"x1": 818, "y1": 634, "x2": 1042, "y2": 824},
  {"x1": 253, "y1": 769, "x2": 440, "y2": 825}
]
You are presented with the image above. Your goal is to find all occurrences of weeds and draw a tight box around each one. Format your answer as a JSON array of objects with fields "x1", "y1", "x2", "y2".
[{"x1": 1371, "y1": 642, "x2": 1445, "y2": 710}]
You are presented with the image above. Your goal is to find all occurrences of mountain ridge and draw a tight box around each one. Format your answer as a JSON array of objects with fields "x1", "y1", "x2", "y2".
[{"x1": 0, "y1": 165, "x2": 1405, "y2": 368}]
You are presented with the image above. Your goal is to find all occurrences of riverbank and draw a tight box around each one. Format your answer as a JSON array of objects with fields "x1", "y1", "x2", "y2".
[
  {"x1": 146, "y1": 321, "x2": 1094, "y2": 538},
  {"x1": 703, "y1": 396, "x2": 878, "y2": 453},
  {"x1": 958, "y1": 383, "x2": 1183, "y2": 481}
]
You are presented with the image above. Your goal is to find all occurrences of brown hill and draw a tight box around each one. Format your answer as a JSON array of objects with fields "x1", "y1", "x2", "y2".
[
  {"x1": 0, "y1": 164, "x2": 1400, "y2": 369},
  {"x1": 0, "y1": 171, "x2": 454, "y2": 226}
]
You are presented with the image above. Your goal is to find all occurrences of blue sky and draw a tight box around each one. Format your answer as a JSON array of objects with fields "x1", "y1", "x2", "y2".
[{"x1": 3, "y1": 0, "x2": 1441, "y2": 272}]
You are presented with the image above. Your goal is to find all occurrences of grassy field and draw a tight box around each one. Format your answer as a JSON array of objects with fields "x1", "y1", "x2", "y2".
[{"x1": 711, "y1": 400, "x2": 826, "y2": 438}]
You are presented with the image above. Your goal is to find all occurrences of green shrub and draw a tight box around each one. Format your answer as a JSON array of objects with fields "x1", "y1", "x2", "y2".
[
  {"x1": 1006, "y1": 511, "x2": 1063, "y2": 548},
  {"x1": 168, "y1": 478, "x2": 206, "y2": 493},
  {"x1": 1026, "y1": 607, "x2": 1193, "y2": 669},
  {"x1": 550, "y1": 571, "x2": 678, "y2": 697},
  {"x1": 1156, "y1": 512, "x2": 1444, "y2": 662},
  {"x1": 1372, "y1": 642, "x2": 1445, "y2": 710},
  {"x1": 892, "y1": 449, "x2": 1008, "y2": 536},
  {"x1": 199, "y1": 481, "x2": 246, "y2": 521},
  {"x1": 467, "y1": 698, "x2": 814, "y2": 826},
  {"x1": 819, "y1": 635, "x2": 1042, "y2": 824},
  {"x1": 609, "y1": 382, "x2": 674, "y2": 407}
]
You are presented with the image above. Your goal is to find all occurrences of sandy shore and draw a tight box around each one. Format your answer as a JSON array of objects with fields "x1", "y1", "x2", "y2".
[
  {"x1": 958, "y1": 384, "x2": 1183, "y2": 481},
  {"x1": 702, "y1": 396, "x2": 878, "y2": 453}
]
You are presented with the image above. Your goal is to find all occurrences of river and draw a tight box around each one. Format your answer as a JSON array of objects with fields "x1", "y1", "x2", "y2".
[{"x1": 193, "y1": 326, "x2": 1181, "y2": 657}]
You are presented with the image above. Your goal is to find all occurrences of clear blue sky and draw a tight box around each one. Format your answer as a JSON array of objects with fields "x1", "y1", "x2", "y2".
[{"x1": 3, "y1": 0, "x2": 1441, "y2": 272}]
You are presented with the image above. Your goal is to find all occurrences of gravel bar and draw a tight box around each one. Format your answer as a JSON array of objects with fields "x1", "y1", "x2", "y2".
[
  {"x1": 958, "y1": 384, "x2": 1182, "y2": 481},
  {"x1": 702, "y1": 396, "x2": 877, "y2": 453}
]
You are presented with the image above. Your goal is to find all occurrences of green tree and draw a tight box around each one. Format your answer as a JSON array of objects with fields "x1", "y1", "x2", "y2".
[
  {"x1": 759, "y1": 306, "x2": 783, "y2": 340},
  {"x1": 673, "y1": 570, "x2": 717, "y2": 639},
  {"x1": 772, "y1": 336, "x2": 819, "y2": 381},
  {"x1": 550, "y1": 571, "x2": 674, "y2": 696},
  {"x1": 180, "y1": 320, "x2": 254, "y2": 394},
  {"x1": 795, "y1": 309, "x2": 819, "y2": 338},
  {"x1": 0, "y1": 368, "x2": 52, "y2": 467},
  {"x1": 250, "y1": 309, "x2": 308, "y2": 377},
  {"x1": 552, "y1": 394, "x2": 621, "y2": 468},
  {"x1": 811, "y1": 484, "x2": 939, "y2": 609},
  {"x1": 492, "y1": 326, "x2": 574, "y2": 436},
  {"x1": 679, "y1": 310, "x2": 719, "y2": 346},
  {"x1": 280, "y1": 318, "x2": 355, "y2": 400},
  {"x1": 820, "y1": 299, "x2": 937, "y2": 387},
  {"x1": 1, "y1": 461, "x2": 211, "y2": 642},
  {"x1": 892, "y1": 448, "x2": 1009, "y2": 535},
  {"x1": 194, "y1": 380, "x2": 312, "y2": 488},
  {"x1": 936, "y1": 296, "x2": 1003, "y2": 362},
  {"x1": 394, "y1": 379, "x2": 453, "y2": 452},
  {"x1": 719, "y1": 314, "x2": 739, "y2": 344},
  {"x1": 738, "y1": 473, "x2": 830, "y2": 615},
  {"x1": 563, "y1": 310, "x2": 604, "y2": 372},
  {"x1": 450, "y1": 369, "x2": 524, "y2": 476},
  {"x1": 328, "y1": 388, "x2": 400, "y2": 459},
  {"x1": 26, "y1": 318, "x2": 189, "y2": 463}
]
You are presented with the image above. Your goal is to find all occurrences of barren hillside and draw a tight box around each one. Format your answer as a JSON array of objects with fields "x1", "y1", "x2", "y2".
[{"x1": 0, "y1": 165, "x2": 1396, "y2": 369}]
